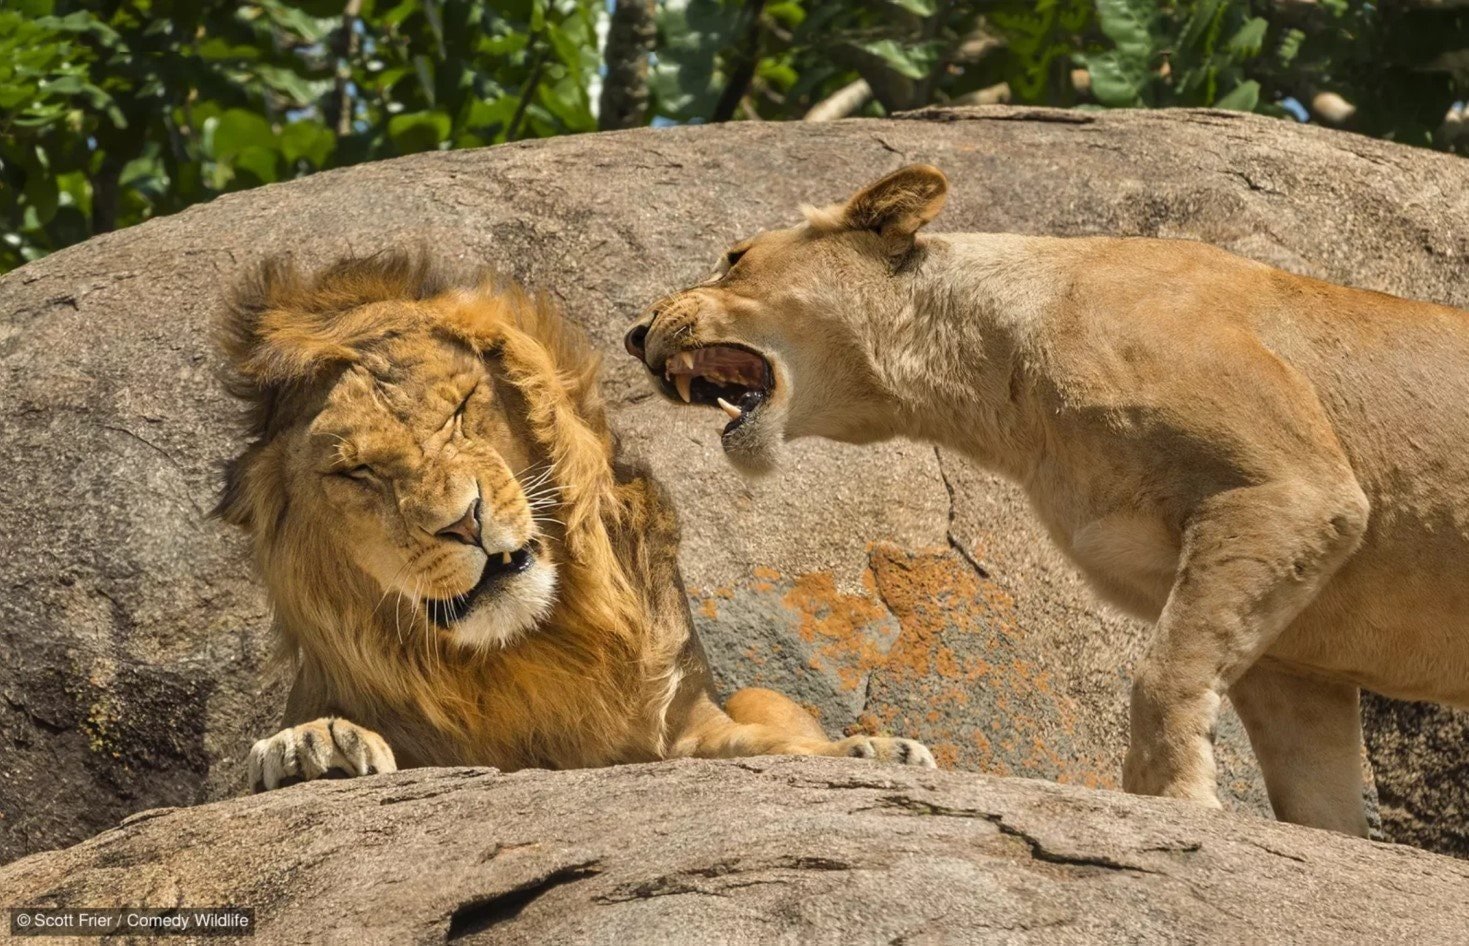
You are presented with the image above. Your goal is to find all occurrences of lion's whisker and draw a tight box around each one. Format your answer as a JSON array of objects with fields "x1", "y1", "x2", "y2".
[{"x1": 371, "y1": 558, "x2": 417, "y2": 626}]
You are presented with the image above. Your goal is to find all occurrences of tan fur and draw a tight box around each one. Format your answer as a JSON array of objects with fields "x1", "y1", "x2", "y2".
[
  {"x1": 218, "y1": 250, "x2": 934, "y2": 788},
  {"x1": 628, "y1": 165, "x2": 1469, "y2": 836}
]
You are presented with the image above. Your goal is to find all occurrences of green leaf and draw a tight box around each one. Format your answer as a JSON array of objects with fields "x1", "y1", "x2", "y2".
[
  {"x1": 1227, "y1": 17, "x2": 1268, "y2": 59},
  {"x1": 210, "y1": 108, "x2": 274, "y2": 160},
  {"x1": 280, "y1": 119, "x2": 335, "y2": 166},
  {"x1": 885, "y1": 0, "x2": 937, "y2": 15},
  {"x1": 1177, "y1": 0, "x2": 1225, "y2": 54},
  {"x1": 197, "y1": 37, "x2": 261, "y2": 61},
  {"x1": 231, "y1": 144, "x2": 280, "y2": 185},
  {"x1": 1276, "y1": 28, "x2": 1304, "y2": 68},
  {"x1": 23, "y1": 169, "x2": 59, "y2": 227},
  {"x1": 1078, "y1": 50, "x2": 1146, "y2": 107},
  {"x1": 855, "y1": 39, "x2": 937, "y2": 80},
  {"x1": 546, "y1": 23, "x2": 587, "y2": 78},
  {"x1": 465, "y1": 95, "x2": 518, "y2": 135},
  {"x1": 1094, "y1": 0, "x2": 1155, "y2": 55},
  {"x1": 1214, "y1": 79, "x2": 1260, "y2": 111},
  {"x1": 765, "y1": 1, "x2": 804, "y2": 28},
  {"x1": 387, "y1": 110, "x2": 450, "y2": 154}
]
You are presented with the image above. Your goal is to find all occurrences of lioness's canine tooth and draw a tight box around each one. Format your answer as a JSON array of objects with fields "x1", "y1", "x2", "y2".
[
  {"x1": 717, "y1": 397, "x2": 742, "y2": 420},
  {"x1": 674, "y1": 374, "x2": 693, "y2": 403},
  {"x1": 502, "y1": 551, "x2": 512, "y2": 566},
  {"x1": 675, "y1": 351, "x2": 696, "y2": 372}
]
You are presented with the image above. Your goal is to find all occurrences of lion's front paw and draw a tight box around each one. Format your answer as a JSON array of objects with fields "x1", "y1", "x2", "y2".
[
  {"x1": 834, "y1": 735, "x2": 937, "y2": 769},
  {"x1": 248, "y1": 717, "x2": 397, "y2": 792}
]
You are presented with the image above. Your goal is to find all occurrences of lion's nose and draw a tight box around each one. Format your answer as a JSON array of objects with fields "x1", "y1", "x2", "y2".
[
  {"x1": 436, "y1": 499, "x2": 482, "y2": 546},
  {"x1": 624, "y1": 321, "x2": 650, "y2": 361}
]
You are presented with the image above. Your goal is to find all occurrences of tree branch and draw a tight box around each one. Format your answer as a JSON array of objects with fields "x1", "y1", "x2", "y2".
[
  {"x1": 325, "y1": 0, "x2": 363, "y2": 138},
  {"x1": 804, "y1": 79, "x2": 873, "y2": 121},
  {"x1": 506, "y1": 41, "x2": 548, "y2": 142},
  {"x1": 711, "y1": 0, "x2": 767, "y2": 123},
  {"x1": 598, "y1": 0, "x2": 656, "y2": 130}
]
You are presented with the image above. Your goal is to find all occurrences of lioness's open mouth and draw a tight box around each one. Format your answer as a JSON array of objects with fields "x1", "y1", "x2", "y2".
[
  {"x1": 661, "y1": 345, "x2": 773, "y2": 438},
  {"x1": 425, "y1": 542, "x2": 536, "y2": 626}
]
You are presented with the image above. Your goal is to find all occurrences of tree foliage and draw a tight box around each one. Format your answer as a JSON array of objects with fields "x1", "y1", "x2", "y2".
[
  {"x1": 1, "y1": 0, "x2": 600, "y2": 271},
  {"x1": 2, "y1": 0, "x2": 1466, "y2": 273}
]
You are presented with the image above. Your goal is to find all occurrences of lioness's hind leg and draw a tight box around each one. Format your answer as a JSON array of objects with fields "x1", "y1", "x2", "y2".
[
  {"x1": 724, "y1": 687, "x2": 828, "y2": 742},
  {"x1": 248, "y1": 717, "x2": 397, "y2": 793},
  {"x1": 1230, "y1": 664, "x2": 1369, "y2": 836}
]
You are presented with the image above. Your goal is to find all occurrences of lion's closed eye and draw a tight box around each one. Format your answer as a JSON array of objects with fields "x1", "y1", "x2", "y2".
[
  {"x1": 454, "y1": 384, "x2": 477, "y2": 419},
  {"x1": 338, "y1": 464, "x2": 376, "y2": 482}
]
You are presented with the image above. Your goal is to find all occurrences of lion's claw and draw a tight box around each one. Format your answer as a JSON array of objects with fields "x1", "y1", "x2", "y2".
[
  {"x1": 834, "y1": 735, "x2": 937, "y2": 768},
  {"x1": 248, "y1": 717, "x2": 397, "y2": 792}
]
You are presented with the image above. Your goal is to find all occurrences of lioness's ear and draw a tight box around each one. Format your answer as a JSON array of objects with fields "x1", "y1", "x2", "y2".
[{"x1": 843, "y1": 164, "x2": 948, "y2": 240}]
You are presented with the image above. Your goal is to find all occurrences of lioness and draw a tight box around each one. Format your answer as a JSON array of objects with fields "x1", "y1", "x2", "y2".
[
  {"x1": 216, "y1": 251, "x2": 933, "y2": 790},
  {"x1": 625, "y1": 165, "x2": 1469, "y2": 836}
]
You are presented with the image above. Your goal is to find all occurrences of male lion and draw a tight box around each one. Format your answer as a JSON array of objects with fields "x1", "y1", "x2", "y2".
[
  {"x1": 625, "y1": 165, "x2": 1469, "y2": 837},
  {"x1": 216, "y1": 250, "x2": 933, "y2": 790}
]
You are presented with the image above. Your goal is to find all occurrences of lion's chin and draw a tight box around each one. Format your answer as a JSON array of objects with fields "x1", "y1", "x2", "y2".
[{"x1": 442, "y1": 563, "x2": 559, "y2": 650}]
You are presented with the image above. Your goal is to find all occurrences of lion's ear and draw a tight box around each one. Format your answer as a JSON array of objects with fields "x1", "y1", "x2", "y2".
[
  {"x1": 220, "y1": 256, "x2": 367, "y2": 388},
  {"x1": 213, "y1": 454, "x2": 256, "y2": 529},
  {"x1": 213, "y1": 441, "x2": 286, "y2": 534},
  {"x1": 841, "y1": 164, "x2": 948, "y2": 241}
]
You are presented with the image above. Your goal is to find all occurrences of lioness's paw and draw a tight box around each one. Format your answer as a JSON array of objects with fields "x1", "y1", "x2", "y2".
[
  {"x1": 835, "y1": 735, "x2": 937, "y2": 769},
  {"x1": 248, "y1": 717, "x2": 396, "y2": 792}
]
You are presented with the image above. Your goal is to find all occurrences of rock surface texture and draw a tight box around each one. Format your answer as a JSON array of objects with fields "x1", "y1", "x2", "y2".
[
  {"x1": 3, "y1": 760, "x2": 1467, "y2": 946},
  {"x1": 1, "y1": 106, "x2": 1466, "y2": 863}
]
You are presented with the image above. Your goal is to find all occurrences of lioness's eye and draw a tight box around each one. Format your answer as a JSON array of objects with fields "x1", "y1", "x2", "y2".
[
  {"x1": 339, "y1": 464, "x2": 375, "y2": 482},
  {"x1": 725, "y1": 248, "x2": 747, "y2": 269}
]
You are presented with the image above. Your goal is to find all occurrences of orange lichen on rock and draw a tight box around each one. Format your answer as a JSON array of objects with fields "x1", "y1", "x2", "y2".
[
  {"x1": 780, "y1": 570, "x2": 896, "y2": 693},
  {"x1": 695, "y1": 545, "x2": 1120, "y2": 789}
]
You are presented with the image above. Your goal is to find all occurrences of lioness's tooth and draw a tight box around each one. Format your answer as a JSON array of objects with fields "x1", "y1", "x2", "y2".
[
  {"x1": 674, "y1": 374, "x2": 693, "y2": 403},
  {"x1": 675, "y1": 351, "x2": 695, "y2": 372},
  {"x1": 717, "y1": 397, "x2": 742, "y2": 420},
  {"x1": 502, "y1": 551, "x2": 512, "y2": 565}
]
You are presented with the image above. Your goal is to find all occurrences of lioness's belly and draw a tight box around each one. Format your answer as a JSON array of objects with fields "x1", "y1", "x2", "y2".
[
  {"x1": 1268, "y1": 513, "x2": 1469, "y2": 706},
  {"x1": 1056, "y1": 501, "x2": 1469, "y2": 706}
]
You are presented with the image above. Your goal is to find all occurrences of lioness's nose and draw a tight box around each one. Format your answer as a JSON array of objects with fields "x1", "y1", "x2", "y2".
[
  {"x1": 624, "y1": 321, "x2": 650, "y2": 361},
  {"x1": 436, "y1": 499, "x2": 481, "y2": 546}
]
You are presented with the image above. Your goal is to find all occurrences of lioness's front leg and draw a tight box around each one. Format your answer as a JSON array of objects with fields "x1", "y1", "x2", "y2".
[
  {"x1": 1124, "y1": 478, "x2": 1368, "y2": 805},
  {"x1": 676, "y1": 687, "x2": 936, "y2": 768},
  {"x1": 248, "y1": 717, "x2": 397, "y2": 792}
]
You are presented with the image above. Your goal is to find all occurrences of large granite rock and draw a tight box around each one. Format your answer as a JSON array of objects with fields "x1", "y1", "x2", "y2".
[
  {"x1": 2, "y1": 106, "x2": 1466, "y2": 863},
  {"x1": 3, "y1": 759, "x2": 1467, "y2": 945}
]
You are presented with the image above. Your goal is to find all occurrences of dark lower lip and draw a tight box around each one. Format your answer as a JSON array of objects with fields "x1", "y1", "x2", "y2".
[
  {"x1": 719, "y1": 387, "x2": 766, "y2": 439},
  {"x1": 424, "y1": 544, "x2": 535, "y2": 626}
]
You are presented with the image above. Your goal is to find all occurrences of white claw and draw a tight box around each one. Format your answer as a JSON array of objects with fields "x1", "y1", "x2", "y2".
[
  {"x1": 717, "y1": 397, "x2": 742, "y2": 420},
  {"x1": 674, "y1": 374, "x2": 693, "y2": 404}
]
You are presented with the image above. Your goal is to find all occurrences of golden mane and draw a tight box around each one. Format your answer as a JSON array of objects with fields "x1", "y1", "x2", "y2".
[{"x1": 218, "y1": 250, "x2": 676, "y2": 769}]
